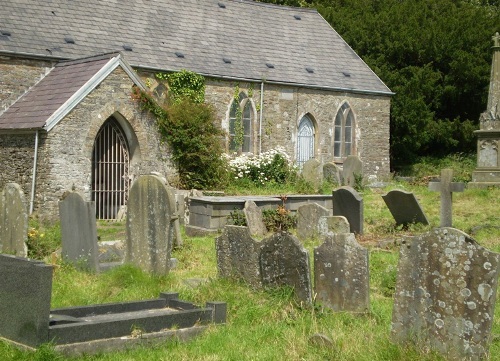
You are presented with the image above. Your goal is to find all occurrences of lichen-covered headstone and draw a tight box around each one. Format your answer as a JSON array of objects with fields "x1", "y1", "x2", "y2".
[
  {"x1": 302, "y1": 158, "x2": 322, "y2": 190},
  {"x1": 125, "y1": 174, "x2": 177, "y2": 274},
  {"x1": 332, "y1": 186, "x2": 363, "y2": 234},
  {"x1": 342, "y1": 155, "x2": 363, "y2": 187},
  {"x1": 0, "y1": 183, "x2": 28, "y2": 256},
  {"x1": 296, "y1": 203, "x2": 330, "y2": 240},
  {"x1": 243, "y1": 200, "x2": 267, "y2": 237},
  {"x1": 314, "y1": 233, "x2": 369, "y2": 312},
  {"x1": 59, "y1": 191, "x2": 99, "y2": 271},
  {"x1": 391, "y1": 227, "x2": 500, "y2": 360},
  {"x1": 260, "y1": 232, "x2": 312, "y2": 304},
  {"x1": 318, "y1": 216, "x2": 350, "y2": 237},
  {"x1": 216, "y1": 225, "x2": 262, "y2": 287},
  {"x1": 323, "y1": 162, "x2": 342, "y2": 185},
  {"x1": 382, "y1": 189, "x2": 429, "y2": 226}
]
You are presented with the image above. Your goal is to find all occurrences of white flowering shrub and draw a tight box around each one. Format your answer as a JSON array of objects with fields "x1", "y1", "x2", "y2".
[{"x1": 227, "y1": 147, "x2": 297, "y2": 186}]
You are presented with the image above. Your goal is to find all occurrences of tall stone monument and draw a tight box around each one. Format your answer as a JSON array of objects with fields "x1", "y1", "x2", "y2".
[{"x1": 470, "y1": 32, "x2": 500, "y2": 187}]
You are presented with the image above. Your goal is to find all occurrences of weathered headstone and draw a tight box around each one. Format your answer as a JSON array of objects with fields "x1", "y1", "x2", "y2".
[
  {"x1": 332, "y1": 186, "x2": 363, "y2": 234},
  {"x1": 342, "y1": 155, "x2": 363, "y2": 187},
  {"x1": 296, "y1": 203, "x2": 330, "y2": 240},
  {"x1": 243, "y1": 200, "x2": 267, "y2": 237},
  {"x1": 314, "y1": 233, "x2": 369, "y2": 312},
  {"x1": 302, "y1": 158, "x2": 322, "y2": 190},
  {"x1": 125, "y1": 174, "x2": 177, "y2": 274},
  {"x1": 0, "y1": 254, "x2": 53, "y2": 347},
  {"x1": 318, "y1": 216, "x2": 350, "y2": 237},
  {"x1": 260, "y1": 232, "x2": 312, "y2": 304},
  {"x1": 323, "y1": 162, "x2": 342, "y2": 185},
  {"x1": 215, "y1": 225, "x2": 262, "y2": 287},
  {"x1": 382, "y1": 189, "x2": 429, "y2": 226},
  {"x1": 392, "y1": 228, "x2": 500, "y2": 360},
  {"x1": 59, "y1": 191, "x2": 99, "y2": 271},
  {"x1": 0, "y1": 183, "x2": 28, "y2": 256},
  {"x1": 428, "y1": 169, "x2": 465, "y2": 227}
]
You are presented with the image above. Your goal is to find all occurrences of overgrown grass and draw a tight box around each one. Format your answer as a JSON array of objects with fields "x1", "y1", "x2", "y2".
[{"x1": 3, "y1": 155, "x2": 499, "y2": 360}]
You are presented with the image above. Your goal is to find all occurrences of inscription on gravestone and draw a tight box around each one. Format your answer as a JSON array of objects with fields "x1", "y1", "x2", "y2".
[
  {"x1": 0, "y1": 183, "x2": 28, "y2": 256},
  {"x1": 314, "y1": 233, "x2": 369, "y2": 312},
  {"x1": 428, "y1": 169, "x2": 465, "y2": 227},
  {"x1": 260, "y1": 232, "x2": 312, "y2": 304},
  {"x1": 392, "y1": 228, "x2": 500, "y2": 360}
]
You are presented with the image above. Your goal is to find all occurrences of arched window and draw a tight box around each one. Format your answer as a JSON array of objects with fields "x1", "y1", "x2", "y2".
[
  {"x1": 229, "y1": 92, "x2": 253, "y2": 153},
  {"x1": 91, "y1": 117, "x2": 130, "y2": 220},
  {"x1": 334, "y1": 102, "x2": 355, "y2": 160},
  {"x1": 297, "y1": 115, "x2": 315, "y2": 168}
]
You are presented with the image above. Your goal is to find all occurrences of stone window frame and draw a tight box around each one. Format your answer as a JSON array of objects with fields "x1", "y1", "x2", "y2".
[
  {"x1": 228, "y1": 92, "x2": 256, "y2": 153},
  {"x1": 333, "y1": 102, "x2": 356, "y2": 162}
]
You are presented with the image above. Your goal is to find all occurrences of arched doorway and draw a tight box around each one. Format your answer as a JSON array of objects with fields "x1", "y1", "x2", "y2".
[
  {"x1": 91, "y1": 117, "x2": 130, "y2": 219},
  {"x1": 297, "y1": 115, "x2": 315, "y2": 168}
]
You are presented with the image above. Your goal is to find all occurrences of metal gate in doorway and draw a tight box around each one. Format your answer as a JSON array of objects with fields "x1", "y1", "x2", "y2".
[
  {"x1": 91, "y1": 117, "x2": 130, "y2": 220},
  {"x1": 297, "y1": 115, "x2": 315, "y2": 169}
]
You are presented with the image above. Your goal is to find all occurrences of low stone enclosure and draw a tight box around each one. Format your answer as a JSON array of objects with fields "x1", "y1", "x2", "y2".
[{"x1": 0, "y1": 253, "x2": 226, "y2": 356}]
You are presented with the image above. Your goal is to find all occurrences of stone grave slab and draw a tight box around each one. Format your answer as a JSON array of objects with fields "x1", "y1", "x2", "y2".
[
  {"x1": 126, "y1": 174, "x2": 177, "y2": 274},
  {"x1": 296, "y1": 203, "x2": 330, "y2": 240},
  {"x1": 0, "y1": 182, "x2": 28, "y2": 256},
  {"x1": 260, "y1": 232, "x2": 312, "y2": 304},
  {"x1": 59, "y1": 191, "x2": 99, "y2": 271},
  {"x1": 216, "y1": 225, "x2": 262, "y2": 287},
  {"x1": 391, "y1": 227, "x2": 500, "y2": 360},
  {"x1": 332, "y1": 186, "x2": 363, "y2": 234},
  {"x1": 314, "y1": 233, "x2": 369, "y2": 312},
  {"x1": 323, "y1": 162, "x2": 342, "y2": 185},
  {"x1": 243, "y1": 200, "x2": 267, "y2": 237},
  {"x1": 428, "y1": 169, "x2": 465, "y2": 227},
  {"x1": 342, "y1": 155, "x2": 363, "y2": 187},
  {"x1": 302, "y1": 158, "x2": 322, "y2": 190},
  {"x1": 382, "y1": 189, "x2": 429, "y2": 226},
  {"x1": 318, "y1": 216, "x2": 350, "y2": 236}
]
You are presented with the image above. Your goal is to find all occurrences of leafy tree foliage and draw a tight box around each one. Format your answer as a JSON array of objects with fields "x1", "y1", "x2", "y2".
[{"x1": 258, "y1": 0, "x2": 499, "y2": 168}]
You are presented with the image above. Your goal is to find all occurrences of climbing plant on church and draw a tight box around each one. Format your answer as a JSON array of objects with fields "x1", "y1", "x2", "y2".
[{"x1": 132, "y1": 71, "x2": 227, "y2": 190}]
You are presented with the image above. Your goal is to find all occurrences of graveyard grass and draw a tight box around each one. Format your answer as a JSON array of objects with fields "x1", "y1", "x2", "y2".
[{"x1": 1, "y1": 160, "x2": 500, "y2": 360}]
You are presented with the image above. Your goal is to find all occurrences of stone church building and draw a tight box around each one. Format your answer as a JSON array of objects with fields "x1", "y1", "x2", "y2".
[{"x1": 0, "y1": 0, "x2": 392, "y2": 219}]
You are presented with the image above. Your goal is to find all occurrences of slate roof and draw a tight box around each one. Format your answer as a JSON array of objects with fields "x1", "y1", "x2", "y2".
[
  {"x1": 0, "y1": 0, "x2": 392, "y2": 95},
  {"x1": 0, "y1": 53, "x2": 144, "y2": 130}
]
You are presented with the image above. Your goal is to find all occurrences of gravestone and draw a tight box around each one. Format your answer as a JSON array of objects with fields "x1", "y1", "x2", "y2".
[
  {"x1": 332, "y1": 186, "x2": 363, "y2": 234},
  {"x1": 428, "y1": 169, "x2": 465, "y2": 227},
  {"x1": 342, "y1": 155, "x2": 363, "y2": 187},
  {"x1": 0, "y1": 183, "x2": 28, "y2": 256},
  {"x1": 59, "y1": 191, "x2": 99, "y2": 271},
  {"x1": 302, "y1": 158, "x2": 322, "y2": 190},
  {"x1": 260, "y1": 232, "x2": 312, "y2": 304},
  {"x1": 296, "y1": 203, "x2": 330, "y2": 240},
  {"x1": 314, "y1": 233, "x2": 369, "y2": 312},
  {"x1": 323, "y1": 162, "x2": 342, "y2": 185},
  {"x1": 382, "y1": 189, "x2": 429, "y2": 226},
  {"x1": 392, "y1": 228, "x2": 500, "y2": 360},
  {"x1": 243, "y1": 200, "x2": 267, "y2": 237},
  {"x1": 318, "y1": 216, "x2": 350, "y2": 237},
  {"x1": 126, "y1": 174, "x2": 177, "y2": 274},
  {"x1": 0, "y1": 254, "x2": 53, "y2": 347},
  {"x1": 215, "y1": 225, "x2": 262, "y2": 287}
]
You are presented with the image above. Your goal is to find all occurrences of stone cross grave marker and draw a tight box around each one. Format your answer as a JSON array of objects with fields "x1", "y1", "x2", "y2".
[
  {"x1": 243, "y1": 200, "x2": 267, "y2": 237},
  {"x1": 342, "y1": 155, "x2": 363, "y2": 187},
  {"x1": 260, "y1": 232, "x2": 312, "y2": 304},
  {"x1": 216, "y1": 225, "x2": 262, "y2": 288},
  {"x1": 314, "y1": 233, "x2": 369, "y2": 312},
  {"x1": 0, "y1": 183, "x2": 28, "y2": 257},
  {"x1": 332, "y1": 186, "x2": 363, "y2": 234},
  {"x1": 391, "y1": 228, "x2": 500, "y2": 360},
  {"x1": 126, "y1": 174, "x2": 177, "y2": 275},
  {"x1": 59, "y1": 191, "x2": 99, "y2": 272},
  {"x1": 428, "y1": 169, "x2": 465, "y2": 227},
  {"x1": 382, "y1": 189, "x2": 429, "y2": 226},
  {"x1": 296, "y1": 203, "x2": 330, "y2": 241}
]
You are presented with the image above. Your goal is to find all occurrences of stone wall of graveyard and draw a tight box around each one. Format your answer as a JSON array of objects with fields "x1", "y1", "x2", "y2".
[
  {"x1": 33, "y1": 67, "x2": 176, "y2": 219},
  {"x1": 0, "y1": 56, "x2": 55, "y2": 112}
]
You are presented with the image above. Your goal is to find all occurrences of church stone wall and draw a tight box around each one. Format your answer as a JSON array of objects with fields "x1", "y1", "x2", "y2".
[
  {"x1": 34, "y1": 67, "x2": 176, "y2": 220},
  {"x1": 0, "y1": 56, "x2": 54, "y2": 113}
]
